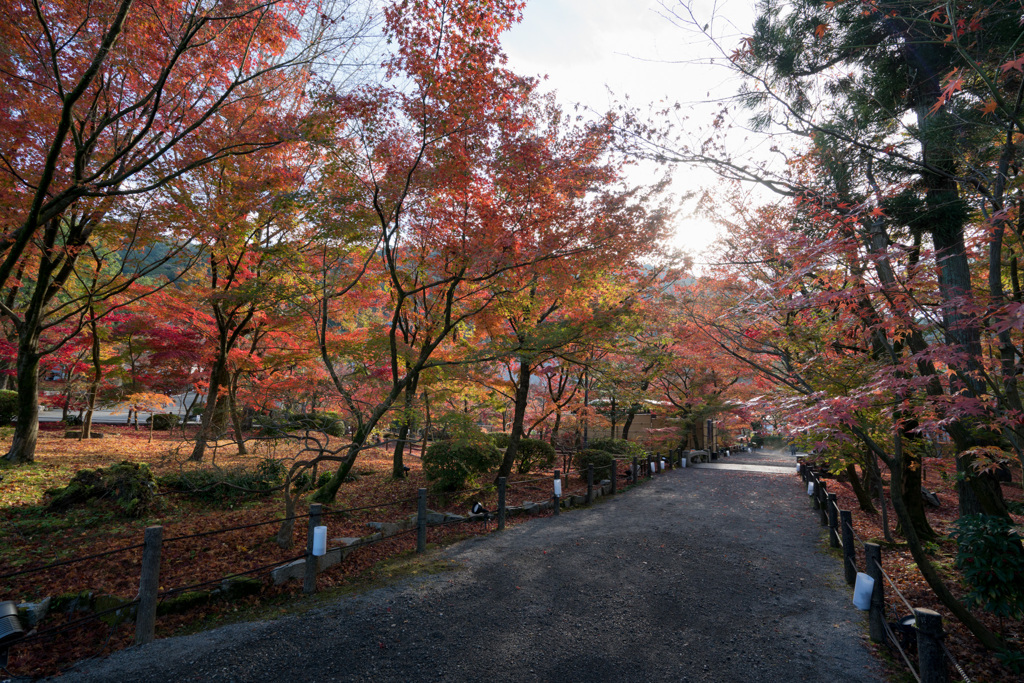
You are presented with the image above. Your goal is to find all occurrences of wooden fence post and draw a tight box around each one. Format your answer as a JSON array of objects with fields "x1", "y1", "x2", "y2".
[
  {"x1": 818, "y1": 481, "x2": 829, "y2": 527},
  {"x1": 667, "y1": 451, "x2": 673, "y2": 470},
  {"x1": 646, "y1": 455, "x2": 653, "y2": 478},
  {"x1": 553, "y1": 469, "x2": 561, "y2": 515},
  {"x1": 865, "y1": 542, "x2": 885, "y2": 643},
  {"x1": 840, "y1": 510, "x2": 856, "y2": 586},
  {"x1": 417, "y1": 488, "x2": 427, "y2": 553},
  {"x1": 135, "y1": 525, "x2": 162, "y2": 646},
  {"x1": 827, "y1": 493, "x2": 839, "y2": 548},
  {"x1": 915, "y1": 608, "x2": 949, "y2": 683},
  {"x1": 610, "y1": 459, "x2": 617, "y2": 495},
  {"x1": 497, "y1": 477, "x2": 506, "y2": 531},
  {"x1": 303, "y1": 503, "x2": 322, "y2": 595},
  {"x1": 586, "y1": 464, "x2": 594, "y2": 504}
]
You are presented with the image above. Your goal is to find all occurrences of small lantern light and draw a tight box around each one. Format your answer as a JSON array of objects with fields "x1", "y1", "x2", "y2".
[
  {"x1": 649, "y1": 461, "x2": 656, "y2": 474},
  {"x1": 553, "y1": 478, "x2": 562, "y2": 497},
  {"x1": 312, "y1": 526, "x2": 327, "y2": 557},
  {"x1": 680, "y1": 457, "x2": 687, "y2": 468},
  {"x1": 807, "y1": 481, "x2": 815, "y2": 496},
  {"x1": 852, "y1": 573, "x2": 874, "y2": 610},
  {"x1": 660, "y1": 458, "x2": 666, "y2": 471}
]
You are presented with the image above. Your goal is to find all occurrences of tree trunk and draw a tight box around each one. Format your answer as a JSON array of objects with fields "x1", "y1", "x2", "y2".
[
  {"x1": 190, "y1": 359, "x2": 228, "y2": 462},
  {"x1": 392, "y1": 379, "x2": 417, "y2": 479},
  {"x1": 496, "y1": 357, "x2": 532, "y2": 481},
  {"x1": 81, "y1": 314, "x2": 101, "y2": 440},
  {"x1": 229, "y1": 371, "x2": 247, "y2": 455},
  {"x1": 896, "y1": 426, "x2": 937, "y2": 540},
  {"x1": 392, "y1": 423, "x2": 410, "y2": 478},
  {"x1": 846, "y1": 463, "x2": 877, "y2": 514},
  {"x1": 4, "y1": 346, "x2": 41, "y2": 464},
  {"x1": 621, "y1": 404, "x2": 638, "y2": 442},
  {"x1": 550, "y1": 409, "x2": 562, "y2": 445},
  {"x1": 888, "y1": 430, "x2": 1007, "y2": 652}
]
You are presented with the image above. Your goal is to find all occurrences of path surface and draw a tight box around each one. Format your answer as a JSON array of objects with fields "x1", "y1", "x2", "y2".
[{"x1": 60, "y1": 450, "x2": 885, "y2": 682}]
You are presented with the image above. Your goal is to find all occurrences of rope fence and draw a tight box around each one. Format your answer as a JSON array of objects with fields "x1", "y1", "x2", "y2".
[
  {"x1": 3, "y1": 444, "x2": 695, "y2": 678},
  {"x1": 798, "y1": 463, "x2": 972, "y2": 683}
]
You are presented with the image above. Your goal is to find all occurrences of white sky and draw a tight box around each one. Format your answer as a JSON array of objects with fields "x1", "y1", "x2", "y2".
[{"x1": 501, "y1": 0, "x2": 759, "y2": 261}]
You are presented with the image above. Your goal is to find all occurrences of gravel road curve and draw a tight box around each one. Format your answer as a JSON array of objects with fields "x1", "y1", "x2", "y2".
[{"x1": 59, "y1": 450, "x2": 885, "y2": 682}]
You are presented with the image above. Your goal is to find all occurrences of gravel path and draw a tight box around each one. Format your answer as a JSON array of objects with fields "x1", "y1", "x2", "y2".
[{"x1": 59, "y1": 450, "x2": 885, "y2": 682}]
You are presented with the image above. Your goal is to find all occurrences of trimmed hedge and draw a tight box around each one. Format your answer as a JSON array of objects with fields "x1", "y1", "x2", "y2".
[
  {"x1": 586, "y1": 438, "x2": 644, "y2": 458},
  {"x1": 575, "y1": 449, "x2": 616, "y2": 481},
  {"x1": 146, "y1": 413, "x2": 179, "y2": 430},
  {"x1": 515, "y1": 438, "x2": 557, "y2": 474},
  {"x1": 422, "y1": 439, "x2": 501, "y2": 493}
]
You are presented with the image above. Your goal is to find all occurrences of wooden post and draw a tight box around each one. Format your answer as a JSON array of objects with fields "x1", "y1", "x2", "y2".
[
  {"x1": 497, "y1": 477, "x2": 506, "y2": 531},
  {"x1": 865, "y1": 543, "x2": 885, "y2": 643},
  {"x1": 553, "y1": 469, "x2": 561, "y2": 515},
  {"x1": 135, "y1": 525, "x2": 162, "y2": 646},
  {"x1": 810, "y1": 474, "x2": 820, "y2": 509},
  {"x1": 666, "y1": 450, "x2": 673, "y2": 470},
  {"x1": 915, "y1": 608, "x2": 948, "y2": 683},
  {"x1": 646, "y1": 455, "x2": 653, "y2": 477},
  {"x1": 840, "y1": 510, "x2": 856, "y2": 586},
  {"x1": 304, "y1": 503, "x2": 322, "y2": 595},
  {"x1": 610, "y1": 459, "x2": 617, "y2": 495},
  {"x1": 417, "y1": 488, "x2": 427, "y2": 553},
  {"x1": 818, "y1": 481, "x2": 829, "y2": 527},
  {"x1": 827, "y1": 493, "x2": 839, "y2": 548},
  {"x1": 586, "y1": 463, "x2": 594, "y2": 504}
]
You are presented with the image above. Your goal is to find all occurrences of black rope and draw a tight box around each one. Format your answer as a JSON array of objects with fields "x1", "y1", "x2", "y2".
[
  {"x1": 0, "y1": 542, "x2": 146, "y2": 580},
  {"x1": 320, "y1": 495, "x2": 420, "y2": 516},
  {"x1": 163, "y1": 513, "x2": 312, "y2": 544},
  {"x1": 159, "y1": 553, "x2": 308, "y2": 598},
  {"x1": 13, "y1": 598, "x2": 142, "y2": 647}
]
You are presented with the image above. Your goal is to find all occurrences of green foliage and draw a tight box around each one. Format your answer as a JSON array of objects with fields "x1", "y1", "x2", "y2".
[
  {"x1": 291, "y1": 470, "x2": 331, "y2": 491},
  {"x1": 45, "y1": 461, "x2": 156, "y2": 517},
  {"x1": 432, "y1": 411, "x2": 485, "y2": 441},
  {"x1": 950, "y1": 515, "x2": 1024, "y2": 620},
  {"x1": 514, "y1": 438, "x2": 557, "y2": 474},
  {"x1": 489, "y1": 433, "x2": 556, "y2": 473},
  {"x1": 255, "y1": 411, "x2": 346, "y2": 437},
  {"x1": 575, "y1": 449, "x2": 615, "y2": 480},
  {"x1": 0, "y1": 389, "x2": 17, "y2": 424},
  {"x1": 421, "y1": 439, "x2": 500, "y2": 493},
  {"x1": 996, "y1": 648, "x2": 1024, "y2": 675},
  {"x1": 157, "y1": 458, "x2": 285, "y2": 503},
  {"x1": 587, "y1": 438, "x2": 644, "y2": 457},
  {"x1": 146, "y1": 413, "x2": 179, "y2": 430}
]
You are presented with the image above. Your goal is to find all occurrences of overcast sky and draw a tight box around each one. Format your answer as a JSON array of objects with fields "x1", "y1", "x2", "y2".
[{"x1": 501, "y1": 0, "x2": 758, "y2": 260}]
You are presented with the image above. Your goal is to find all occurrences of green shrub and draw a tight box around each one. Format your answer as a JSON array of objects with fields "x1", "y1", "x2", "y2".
[
  {"x1": 950, "y1": 514, "x2": 1024, "y2": 620},
  {"x1": 45, "y1": 461, "x2": 156, "y2": 517},
  {"x1": 575, "y1": 449, "x2": 615, "y2": 481},
  {"x1": 0, "y1": 389, "x2": 17, "y2": 424},
  {"x1": 587, "y1": 438, "x2": 644, "y2": 457},
  {"x1": 146, "y1": 413, "x2": 179, "y2": 430},
  {"x1": 157, "y1": 458, "x2": 285, "y2": 503},
  {"x1": 291, "y1": 470, "x2": 331, "y2": 491},
  {"x1": 515, "y1": 438, "x2": 557, "y2": 474},
  {"x1": 488, "y1": 434, "x2": 556, "y2": 473},
  {"x1": 422, "y1": 439, "x2": 500, "y2": 493}
]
